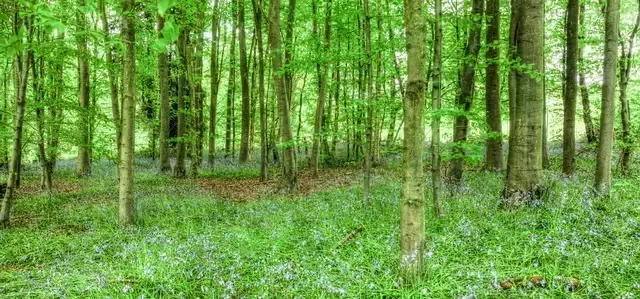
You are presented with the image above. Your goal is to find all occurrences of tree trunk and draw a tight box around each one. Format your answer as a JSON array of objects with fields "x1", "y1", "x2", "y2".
[
  {"x1": 484, "y1": 0, "x2": 503, "y2": 171},
  {"x1": 188, "y1": 38, "x2": 199, "y2": 177},
  {"x1": 119, "y1": 0, "x2": 136, "y2": 226},
  {"x1": 400, "y1": 0, "x2": 427, "y2": 282},
  {"x1": 311, "y1": 0, "x2": 331, "y2": 177},
  {"x1": 158, "y1": 15, "x2": 172, "y2": 173},
  {"x1": 363, "y1": 0, "x2": 373, "y2": 200},
  {"x1": 284, "y1": 0, "x2": 296, "y2": 107},
  {"x1": 226, "y1": 8, "x2": 237, "y2": 156},
  {"x1": 594, "y1": 0, "x2": 620, "y2": 195},
  {"x1": 432, "y1": 0, "x2": 443, "y2": 217},
  {"x1": 503, "y1": 0, "x2": 544, "y2": 205},
  {"x1": 238, "y1": 0, "x2": 251, "y2": 162},
  {"x1": 618, "y1": 0, "x2": 640, "y2": 176},
  {"x1": 563, "y1": 0, "x2": 579, "y2": 176},
  {"x1": 32, "y1": 38, "x2": 53, "y2": 194},
  {"x1": 269, "y1": 0, "x2": 297, "y2": 192},
  {"x1": 174, "y1": 30, "x2": 188, "y2": 178},
  {"x1": 253, "y1": 0, "x2": 267, "y2": 181},
  {"x1": 579, "y1": 3, "x2": 597, "y2": 145},
  {"x1": 448, "y1": 0, "x2": 484, "y2": 184},
  {"x1": 76, "y1": 0, "x2": 91, "y2": 177},
  {"x1": 209, "y1": 0, "x2": 222, "y2": 166}
]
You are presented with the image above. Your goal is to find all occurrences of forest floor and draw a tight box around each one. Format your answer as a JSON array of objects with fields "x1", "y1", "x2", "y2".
[{"x1": 0, "y1": 150, "x2": 639, "y2": 298}]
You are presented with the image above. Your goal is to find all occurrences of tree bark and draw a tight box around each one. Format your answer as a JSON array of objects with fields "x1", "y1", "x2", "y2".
[
  {"x1": 563, "y1": 0, "x2": 579, "y2": 176},
  {"x1": 209, "y1": 0, "x2": 222, "y2": 166},
  {"x1": 432, "y1": 0, "x2": 443, "y2": 217},
  {"x1": 594, "y1": 0, "x2": 620, "y2": 195},
  {"x1": 363, "y1": 0, "x2": 373, "y2": 199},
  {"x1": 238, "y1": 0, "x2": 251, "y2": 162},
  {"x1": 448, "y1": 0, "x2": 485, "y2": 184},
  {"x1": 579, "y1": 2, "x2": 597, "y2": 145},
  {"x1": 76, "y1": 0, "x2": 91, "y2": 177},
  {"x1": 400, "y1": 0, "x2": 427, "y2": 282},
  {"x1": 226, "y1": 6, "x2": 237, "y2": 156},
  {"x1": 269, "y1": 0, "x2": 297, "y2": 192},
  {"x1": 618, "y1": 0, "x2": 640, "y2": 176},
  {"x1": 119, "y1": 0, "x2": 136, "y2": 226},
  {"x1": 174, "y1": 30, "x2": 188, "y2": 178},
  {"x1": 484, "y1": 0, "x2": 503, "y2": 171},
  {"x1": 158, "y1": 15, "x2": 172, "y2": 173},
  {"x1": 503, "y1": 0, "x2": 544, "y2": 205},
  {"x1": 252, "y1": 0, "x2": 267, "y2": 181},
  {"x1": 311, "y1": 0, "x2": 331, "y2": 177}
]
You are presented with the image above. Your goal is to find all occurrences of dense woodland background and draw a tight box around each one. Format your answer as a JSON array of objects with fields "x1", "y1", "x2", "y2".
[{"x1": 0, "y1": 0, "x2": 639, "y2": 297}]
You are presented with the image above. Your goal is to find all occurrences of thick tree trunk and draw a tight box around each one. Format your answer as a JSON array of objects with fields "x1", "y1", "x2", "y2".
[
  {"x1": 563, "y1": 0, "x2": 579, "y2": 176},
  {"x1": 484, "y1": 0, "x2": 503, "y2": 171},
  {"x1": 174, "y1": 30, "x2": 188, "y2": 178},
  {"x1": 76, "y1": 0, "x2": 91, "y2": 177},
  {"x1": 432, "y1": 0, "x2": 443, "y2": 217},
  {"x1": 239, "y1": 0, "x2": 251, "y2": 162},
  {"x1": 269, "y1": 0, "x2": 297, "y2": 192},
  {"x1": 503, "y1": 0, "x2": 544, "y2": 205},
  {"x1": 119, "y1": 0, "x2": 136, "y2": 226},
  {"x1": 594, "y1": 0, "x2": 620, "y2": 195},
  {"x1": 400, "y1": 0, "x2": 427, "y2": 282},
  {"x1": 448, "y1": 0, "x2": 485, "y2": 184},
  {"x1": 158, "y1": 15, "x2": 172, "y2": 173}
]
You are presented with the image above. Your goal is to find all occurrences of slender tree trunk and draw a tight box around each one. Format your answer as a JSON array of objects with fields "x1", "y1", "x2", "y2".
[
  {"x1": 284, "y1": 0, "x2": 296, "y2": 106},
  {"x1": 618, "y1": 0, "x2": 640, "y2": 176},
  {"x1": 311, "y1": 0, "x2": 331, "y2": 177},
  {"x1": 239, "y1": 0, "x2": 251, "y2": 162},
  {"x1": 432, "y1": 0, "x2": 443, "y2": 216},
  {"x1": 269, "y1": 0, "x2": 297, "y2": 191},
  {"x1": 253, "y1": 0, "x2": 267, "y2": 180},
  {"x1": 76, "y1": 0, "x2": 91, "y2": 177},
  {"x1": 209, "y1": 0, "x2": 222, "y2": 166},
  {"x1": 400, "y1": 0, "x2": 427, "y2": 281},
  {"x1": 119, "y1": 0, "x2": 136, "y2": 226},
  {"x1": 32, "y1": 39, "x2": 53, "y2": 194},
  {"x1": 363, "y1": 0, "x2": 373, "y2": 199},
  {"x1": 484, "y1": 0, "x2": 503, "y2": 171},
  {"x1": 188, "y1": 38, "x2": 200, "y2": 177},
  {"x1": 579, "y1": 2, "x2": 597, "y2": 144},
  {"x1": 594, "y1": 0, "x2": 620, "y2": 195},
  {"x1": 226, "y1": 8, "x2": 237, "y2": 155},
  {"x1": 0, "y1": 8, "x2": 32, "y2": 227},
  {"x1": 562, "y1": 0, "x2": 579, "y2": 176},
  {"x1": 158, "y1": 15, "x2": 172, "y2": 173},
  {"x1": 503, "y1": 0, "x2": 544, "y2": 205},
  {"x1": 449, "y1": 0, "x2": 485, "y2": 184},
  {"x1": 99, "y1": 0, "x2": 121, "y2": 167},
  {"x1": 174, "y1": 30, "x2": 188, "y2": 178}
]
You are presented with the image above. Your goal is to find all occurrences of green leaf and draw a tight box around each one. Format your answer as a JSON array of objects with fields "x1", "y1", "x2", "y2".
[{"x1": 157, "y1": 0, "x2": 176, "y2": 17}]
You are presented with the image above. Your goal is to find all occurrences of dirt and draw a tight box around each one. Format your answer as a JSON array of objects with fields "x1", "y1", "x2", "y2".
[{"x1": 198, "y1": 167, "x2": 359, "y2": 201}]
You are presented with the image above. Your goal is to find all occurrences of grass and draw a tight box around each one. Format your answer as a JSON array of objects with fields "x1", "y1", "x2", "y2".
[{"x1": 0, "y1": 152, "x2": 639, "y2": 298}]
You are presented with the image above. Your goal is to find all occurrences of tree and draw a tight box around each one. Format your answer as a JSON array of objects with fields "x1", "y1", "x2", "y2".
[
  {"x1": 484, "y1": 0, "x2": 502, "y2": 171},
  {"x1": 238, "y1": 0, "x2": 251, "y2": 162},
  {"x1": 563, "y1": 0, "x2": 579, "y2": 176},
  {"x1": 119, "y1": 0, "x2": 136, "y2": 226},
  {"x1": 363, "y1": 0, "x2": 373, "y2": 199},
  {"x1": 209, "y1": 0, "x2": 222, "y2": 166},
  {"x1": 618, "y1": 0, "x2": 640, "y2": 176},
  {"x1": 310, "y1": 0, "x2": 331, "y2": 177},
  {"x1": 174, "y1": 29, "x2": 188, "y2": 178},
  {"x1": 158, "y1": 14, "x2": 172, "y2": 173},
  {"x1": 268, "y1": 0, "x2": 297, "y2": 192},
  {"x1": 579, "y1": 2, "x2": 597, "y2": 144},
  {"x1": 400, "y1": 0, "x2": 427, "y2": 281},
  {"x1": 432, "y1": 0, "x2": 443, "y2": 216},
  {"x1": 594, "y1": 0, "x2": 620, "y2": 195},
  {"x1": 76, "y1": 0, "x2": 91, "y2": 177},
  {"x1": 448, "y1": 0, "x2": 485, "y2": 184},
  {"x1": 0, "y1": 5, "x2": 33, "y2": 227},
  {"x1": 226, "y1": 3, "x2": 237, "y2": 155},
  {"x1": 252, "y1": 0, "x2": 267, "y2": 181},
  {"x1": 503, "y1": 0, "x2": 544, "y2": 205}
]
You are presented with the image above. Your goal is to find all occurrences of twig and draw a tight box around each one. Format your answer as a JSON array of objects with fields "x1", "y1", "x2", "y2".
[{"x1": 337, "y1": 225, "x2": 365, "y2": 247}]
